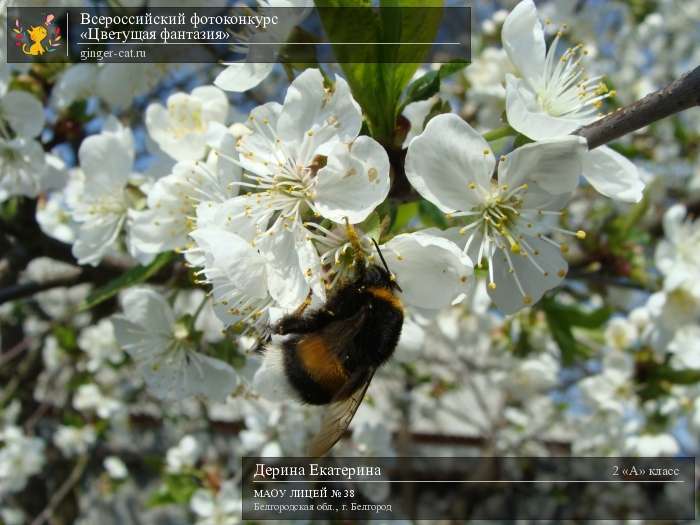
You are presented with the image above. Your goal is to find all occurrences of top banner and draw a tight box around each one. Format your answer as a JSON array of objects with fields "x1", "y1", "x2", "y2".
[{"x1": 5, "y1": 5, "x2": 471, "y2": 64}]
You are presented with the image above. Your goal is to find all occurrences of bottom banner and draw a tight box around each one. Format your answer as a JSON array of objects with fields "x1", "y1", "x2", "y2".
[{"x1": 242, "y1": 456, "x2": 696, "y2": 521}]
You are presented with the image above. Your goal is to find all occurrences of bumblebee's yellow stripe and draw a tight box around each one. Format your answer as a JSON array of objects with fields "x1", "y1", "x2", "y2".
[
  {"x1": 367, "y1": 286, "x2": 403, "y2": 311},
  {"x1": 297, "y1": 334, "x2": 348, "y2": 391}
]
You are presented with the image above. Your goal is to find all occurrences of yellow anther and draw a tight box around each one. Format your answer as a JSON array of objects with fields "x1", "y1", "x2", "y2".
[
  {"x1": 488, "y1": 282, "x2": 496, "y2": 290},
  {"x1": 576, "y1": 230, "x2": 586, "y2": 240}
]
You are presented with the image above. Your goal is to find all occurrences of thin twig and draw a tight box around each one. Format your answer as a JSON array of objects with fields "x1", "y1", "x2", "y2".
[
  {"x1": 574, "y1": 65, "x2": 700, "y2": 149},
  {"x1": 0, "y1": 276, "x2": 83, "y2": 306},
  {"x1": 30, "y1": 455, "x2": 88, "y2": 525},
  {"x1": 0, "y1": 337, "x2": 32, "y2": 368}
]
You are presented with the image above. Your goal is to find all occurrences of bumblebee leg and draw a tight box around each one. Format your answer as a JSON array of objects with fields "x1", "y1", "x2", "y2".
[
  {"x1": 274, "y1": 291, "x2": 324, "y2": 334},
  {"x1": 275, "y1": 313, "x2": 326, "y2": 335}
]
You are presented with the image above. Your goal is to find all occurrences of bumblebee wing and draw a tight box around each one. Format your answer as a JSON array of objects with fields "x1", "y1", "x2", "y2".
[{"x1": 308, "y1": 368, "x2": 376, "y2": 457}]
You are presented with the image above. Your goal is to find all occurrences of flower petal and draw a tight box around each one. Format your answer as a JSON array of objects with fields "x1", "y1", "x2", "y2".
[
  {"x1": 315, "y1": 136, "x2": 390, "y2": 224},
  {"x1": 78, "y1": 131, "x2": 133, "y2": 191},
  {"x1": 498, "y1": 134, "x2": 587, "y2": 195},
  {"x1": 381, "y1": 232, "x2": 473, "y2": 309},
  {"x1": 214, "y1": 62, "x2": 274, "y2": 92},
  {"x1": 111, "y1": 317, "x2": 170, "y2": 366},
  {"x1": 192, "y1": 85, "x2": 229, "y2": 124},
  {"x1": 277, "y1": 69, "x2": 362, "y2": 161},
  {"x1": 405, "y1": 113, "x2": 495, "y2": 213},
  {"x1": 505, "y1": 75, "x2": 592, "y2": 140},
  {"x1": 402, "y1": 96, "x2": 438, "y2": 148},
  {"x1": 257, "y1": 221, "x2": 311, "y2": 309},
  {"x1": 184, "y1": 354, "x2": 238, "y2": 402},
  {"x1": 501, "y1": 0, "x2": 546, "y2": 88},
  {"x1": 488, "y1": 234, "x2": 567, "y2": 314},
  {"x1": 581, "y1": 146, "x2": 644, "y2": 202},
  {"x1": 120, "y1": 287, "x2": 176, "y2": 330},
  {"x1": 295, "y1": 228, "x2": 326, "y2": 302},
  {"x1": 1, "y1": 91, "x2": 45, "y2": 138},
  {"x1": 190, "y1": 227, "x2": 268, "y2": 300},
  {"x1": 72, "y1": 215, "x2": 124, "y2": 266},
  {"x1": 195, "y1": 195, "x2": 272, "y2": 242},
  {"x1": 237, "y1": 102, "x2": 283, "y2": 178}
]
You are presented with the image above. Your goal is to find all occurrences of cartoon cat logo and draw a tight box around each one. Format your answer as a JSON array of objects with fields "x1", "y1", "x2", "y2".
[{"x1": 13, "y1": 14, "x2": 62, "y2": 56}]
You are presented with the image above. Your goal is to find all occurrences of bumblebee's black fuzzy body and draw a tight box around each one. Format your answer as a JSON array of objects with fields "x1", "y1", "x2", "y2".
[{"x1": 275, "y1": 264, "x2": 404, "y2": 405}]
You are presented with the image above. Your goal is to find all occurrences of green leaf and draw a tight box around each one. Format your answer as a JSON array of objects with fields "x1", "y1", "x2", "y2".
[
  {"x1": 402, "y1": 70, "x2": 440, "y2": 105},
  {"x1": 541, "y1": 297, "x2": 606, "y2": 364},
  {"x1": 52, "y1": 325, "x2": 79, "y2": 353},
  {"x1": 359, "y1": 211, "x2": 383, "y2": 242},
  {"x1": 400, "y1": 60, "x2": 468, "y2": 110},
  {"x1": 654, "y1": 367, "x2": 700, "y2": 385},
  {"x1": 610, "y1": 189, "x2": 650, "y2": 240},
  {"x1": 418, "y1": 199, "x2": 447, "y2": 229},
  {"x1": 147, "y1": 474, "x2": 200, "y2": 508},
  {"x1": 211, "y1": 337, "x2": 246, "y2": 369},
  {"x1": 0, "y1": 197, "x2": 20, "y2": 222},
  {"x1": 541, "y1": 298, "x2": 612, "y2": 329},
  {"x1": 317, "y1": 0, "x2": 443, "y2": 143},
  {"x1": 390, "y1": 201, "x2": 419, "y2": 234},
  {"x1": 79, "y1": 252, "x2": 175, "y2": 311}
]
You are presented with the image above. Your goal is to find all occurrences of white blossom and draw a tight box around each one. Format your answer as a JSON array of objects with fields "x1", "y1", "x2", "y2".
[
  {"x1": 0, "y1": 138, "x2": 42, "y2": 199},
  {"x1": 112, "y1": 288, "x2": 238, "y2": 402},
  {"x1": 166, "y1": 435, "x2": 201, "y2": 473},
  {"x1": 406, "y1": 113, "x2": 588, "y2": 313},
  {"x1": 77, "y1": 319, "x2": 123, "y2": 373},
  {"x1": 189, "y1": 227, "x2": 274, "y2": 331},
  {"x1": 190, "y1": 480, "x2": 241, "y2": 525},
  {"x1": 668, "y1": 325, "x2": 700, "y2": 370},
  {"x1": 73, "y1": 383, "x2": 122, "y2": 419},
  {"x1": 199, "y1": 69, "x2": 389, "y2": 309},
  {"x1": 0, "y1": 88, "x2": 44, "y2": 138},
  {"x1": 54, "y1": 425, "x2": 97, "y2": 457},
  {"x1": 501, "y1": 0, "x2": 644, "y2": 202},
  {"x1": 214, "y1": 1, "x2": 309, "y2": 93},
  {"x1": 604, "y1": 317, "x2": 638, "y2": 351},
  {"x1": 50, "y1": 64, "x2": 97, "y2": 110},
  {"x1": 146, "y1": 86, "x2": 229, "y2": 162},
  {"x1": 655, "y1": 204, "x2": 700, "y2": 298},
  {"x1": 0, "y1": 426, "x2": 45, "y2": 496},
  {"x1": 69, "y1": 117, "x2": 136, "y2": 265},
  {"x1": 128, "y1": 135, "x2": 241, "y2": 261},
  {"x1": 103, "y1": 456, "x2": 128, "y2": 479},
  {"x1": 625, "y1": 433, "x2": 680, "y2": 456}
]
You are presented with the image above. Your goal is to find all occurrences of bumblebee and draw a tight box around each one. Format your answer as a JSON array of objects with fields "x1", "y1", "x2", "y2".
[{"x1": 255, "y1": 226, "x2": 404, "y2": 456}]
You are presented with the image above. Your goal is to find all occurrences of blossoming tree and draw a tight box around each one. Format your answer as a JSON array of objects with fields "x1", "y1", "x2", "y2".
[{"x1": 1, "y1": 0, "x2": 700, "y2": 522}]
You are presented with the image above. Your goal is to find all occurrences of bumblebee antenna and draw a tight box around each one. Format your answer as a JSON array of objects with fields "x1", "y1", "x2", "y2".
[
  {"x1": 371, "y1": 238, "x2": 403, "y2": 292},
  {"x1": 371, "y1": 238, "x2": 390, "y2": 273}
]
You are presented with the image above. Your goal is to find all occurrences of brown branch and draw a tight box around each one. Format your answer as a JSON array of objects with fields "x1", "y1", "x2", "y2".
[
  {"x1": 574, "y1": 65, "x2": 700, "y2": 149},
  {"x1": 30, "y1": 455, "x2": 88, "y2": 525},
  {"x1": 388, "y1": 67, "x2": 700, "y2": 201},
  {"x1": 0, "y1": 276, "x2": 84, "y2": 305}
]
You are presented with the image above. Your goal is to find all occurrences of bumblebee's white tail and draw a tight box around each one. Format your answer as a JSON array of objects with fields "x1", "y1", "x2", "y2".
[{"x1": 251, "y1": 343, "x2": 298, "y2": 402}]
